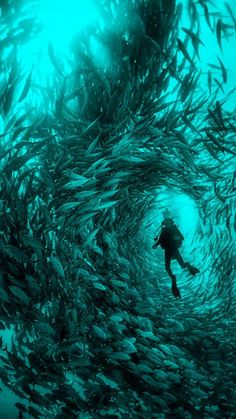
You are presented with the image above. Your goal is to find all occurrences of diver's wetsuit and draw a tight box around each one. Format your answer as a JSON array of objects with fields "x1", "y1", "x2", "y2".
[{"x1": 154, "y1": 225, "x2": 197, "y2": 280}]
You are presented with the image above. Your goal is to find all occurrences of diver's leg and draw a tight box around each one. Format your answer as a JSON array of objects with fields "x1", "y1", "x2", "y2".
[
  {"x1": 165, "y1": 251, "x2": 181, "y2": 298},
  {"x1": 175, "y1": 250, "x2": 199, "y2": 275},
  {"x1": 165, "y1": 251, "x2": 175, "y2": 280},
  {"x1": 174, "y1": 249, "x2": 187, "y2": 268}
]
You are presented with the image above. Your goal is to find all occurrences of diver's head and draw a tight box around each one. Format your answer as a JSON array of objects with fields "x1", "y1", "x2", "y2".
[{"x1": 162, "y1": 217, "x2": 174, "y2": 227}]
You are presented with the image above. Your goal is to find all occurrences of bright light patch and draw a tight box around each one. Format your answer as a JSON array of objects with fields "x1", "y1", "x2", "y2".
[
  {"x1": 156, "y1": 188, "x2": 199, "y2": 237},
  {"x1": 38, "y1": 0, "x2": 98, "y2": 51},
  {"x1": 144, "y1": 187, "x2": 199, "y2": 247},
  {"x1": 14, "y1": 0, "x2": 99, "y2": 109},
  {"x1": 90, "y1": 36, "x2": 110, "y2": 69}
]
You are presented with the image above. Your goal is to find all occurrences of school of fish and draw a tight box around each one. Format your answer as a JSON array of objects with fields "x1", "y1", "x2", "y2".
[{"x1": 0, "y1": 0, "x2": 235, "y2": 417}]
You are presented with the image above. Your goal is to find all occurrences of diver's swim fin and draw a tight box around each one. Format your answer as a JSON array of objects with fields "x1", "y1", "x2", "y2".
[
  {"x1": 188, "y1": 266, "x2": 200, "y2": 275},
  {"x1": 172, "y1": 284, "x2": 181, "y2": 298}
]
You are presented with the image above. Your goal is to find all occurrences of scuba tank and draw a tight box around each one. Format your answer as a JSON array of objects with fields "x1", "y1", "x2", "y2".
[{"x1": 172, "y1": 224, "x2": 184, "y2": 248}]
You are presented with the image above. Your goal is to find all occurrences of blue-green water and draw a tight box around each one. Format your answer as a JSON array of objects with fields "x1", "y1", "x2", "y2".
[{"x1": 0, "y1": 0, "x2": 235, "y2": 418}]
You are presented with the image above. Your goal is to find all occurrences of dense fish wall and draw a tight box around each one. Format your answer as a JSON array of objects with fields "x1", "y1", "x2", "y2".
[{"x1": 0, "y1": 0, "x2": 235, "y2": 418}]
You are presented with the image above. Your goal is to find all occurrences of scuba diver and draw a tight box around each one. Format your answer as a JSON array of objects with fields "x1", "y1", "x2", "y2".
[{"x1": 152, "y1": 218, "x2": 200, "y2": 298}]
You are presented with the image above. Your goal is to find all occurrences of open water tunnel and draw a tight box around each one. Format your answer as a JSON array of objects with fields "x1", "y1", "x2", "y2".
[{"x1": 0, "y1": 0, "x2": 236, "y2": 418}]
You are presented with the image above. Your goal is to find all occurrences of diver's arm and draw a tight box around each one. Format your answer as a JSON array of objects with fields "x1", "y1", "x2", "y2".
[
  {"x1": 152, "y1": 230, "x2": 164, "y2": 248},
  {"x1": 153, "y1": 238, "x2": 160, "y2": 248}
]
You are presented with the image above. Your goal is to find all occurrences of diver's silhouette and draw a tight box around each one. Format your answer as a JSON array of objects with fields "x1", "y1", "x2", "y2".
[{"x1": 152, "y1": 218, "x2": 199, "y2": 298}]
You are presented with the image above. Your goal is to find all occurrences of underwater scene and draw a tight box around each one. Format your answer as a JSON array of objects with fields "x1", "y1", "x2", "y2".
[{"x1": 0, "y1": 0, "x2": 235, "y2": 417}]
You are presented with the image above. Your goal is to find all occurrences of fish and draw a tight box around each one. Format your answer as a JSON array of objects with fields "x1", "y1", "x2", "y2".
[
  {"x1": 207, "y1": 70, "x2": 212, "y2": 94},
  {"x1": 0, "y1": 288, "x2": 10, "y2": 303},
  {"x1": 4, "y1": 153, "x2": 34, "y2": 172},
  {"x1": 9, "y1": 286, "x2": 30, "y2": 306},
  {"x1": 177, "y1": 38, "x2": 196, "y2": 69},
  {"x1": 48, "y1": 42, "x2": 64, "y2": 76},
  {"x1": 225, "y1": 2, "x2": 236, "y2": 30},
  {"x1": 216, "y1": 19, "x2": 223, "y2": 50},
  {"x1": 0, "y1": 1, "x2": 235, "y2": 418},
  {"x1": 213, "y1": 77, "x2": 224, "y2": 93},
  {"x1": 181, "y1": 27, "x2": 204, "y2": 58},
  {"x1": 188, "y1": 0, "x2": 199, "y2": 29},
  {"x1": 3, "y1": 77, "x2": 20, "y2": 115},
  {"x1": 51, "y1": 255, "x2": 65, "y2": 279},
  {"x1": 203, "y1": 4, "x2": 212, "y2": 31},
  {"x1": 18, "y1": 68, "x2": 33, "y2": 102},
  {"x1": 217, "y1": 57, "x2": 227, "y2": 83},
  {"x1": 4, "y1": 245, "x2": 31, "y2": 263},
  {"x1": 204, "y1": 141, "x2": 225, "y2": 164}
]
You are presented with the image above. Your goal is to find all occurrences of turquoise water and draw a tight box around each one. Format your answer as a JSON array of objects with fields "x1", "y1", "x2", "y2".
[{"x1": 0, "y1": 0, "x2": 235, "y2": 417}]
